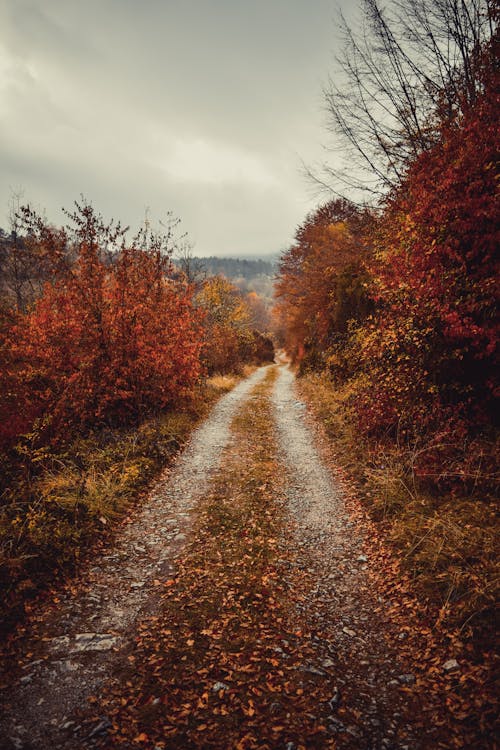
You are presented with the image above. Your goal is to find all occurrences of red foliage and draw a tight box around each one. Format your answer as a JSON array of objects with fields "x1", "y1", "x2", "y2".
[
  {"x1": 0, "y1": 207, "x2": 204, "y2": 450},
  {"x1": 367, "y1": 69, "x2": 499, "y2": 429},
  {"x1": 275, "y1": 200, "x2": 373, "y2": 364}
]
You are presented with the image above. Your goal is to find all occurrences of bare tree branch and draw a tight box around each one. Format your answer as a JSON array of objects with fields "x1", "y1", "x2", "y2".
[{"x1": 313, "y1": 0, "x2": 495, "y2": 200}]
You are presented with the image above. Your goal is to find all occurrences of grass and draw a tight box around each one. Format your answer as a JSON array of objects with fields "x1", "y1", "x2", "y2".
[
  {"x1": 0, "y1": 375, "x2": 242, "y2": 636},
  {"x1": 297, "y1": 372, "x2": 499, "y2": 638}
]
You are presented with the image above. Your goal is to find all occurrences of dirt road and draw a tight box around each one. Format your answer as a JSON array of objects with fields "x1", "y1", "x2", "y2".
[{"x1": 0, "y1": 365, "x2": 429, "y2": 749}]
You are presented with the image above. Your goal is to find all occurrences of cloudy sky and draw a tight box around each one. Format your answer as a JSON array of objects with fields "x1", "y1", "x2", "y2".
[{"x1": 0, "y1": 0, "x2": 351, "y2": 257}]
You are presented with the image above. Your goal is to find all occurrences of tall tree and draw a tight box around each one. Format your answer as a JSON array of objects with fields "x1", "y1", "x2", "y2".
[{"x1": 316, "y1": 0, "x2": 496, "y2": 197}]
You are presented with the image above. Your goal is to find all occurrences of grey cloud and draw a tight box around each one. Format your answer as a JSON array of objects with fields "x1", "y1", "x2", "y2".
[{"x1": 0, "y1": 0, "x2": 347, "y2": 256}]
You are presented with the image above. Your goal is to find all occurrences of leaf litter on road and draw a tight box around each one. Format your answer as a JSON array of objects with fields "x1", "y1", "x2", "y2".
[{"x1": 98, "y1": 368, "x2": 342, "y2": 749}]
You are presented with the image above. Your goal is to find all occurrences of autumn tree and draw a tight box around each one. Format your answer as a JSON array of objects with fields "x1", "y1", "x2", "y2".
[
  {"x1": 277, "y1": 2, "x2": 498, "y2": 493},
  {"x1": 197, "y1": 275, "x2": 274, "y2": 373},
  {"x1": 0, "y1": 202, "x2": 204, "y2": 449},
  {"x1": 274, "y1": 199, "x2": 373, "y2": 367},
  {"x1": 0, "y1": 193, "x2": 75, "y2": 311},
  {"x1": 277, "y1": 2, "x2": 499, "y2": 496},
  {"x1": 245, "y1": 291, "x2": 271, "y2": 333},
  {"x1": 355, "y1": 51, "x2": 499, "y2": 436},
  {"x1": 174, "y1": 241, "x2": 206, "y2": 288},
  {"x1": 317, "y1": 0, "x2": 496, "y2": 197}
]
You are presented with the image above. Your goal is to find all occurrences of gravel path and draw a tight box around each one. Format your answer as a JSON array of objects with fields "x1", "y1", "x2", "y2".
[
  {"x1": 0, "y1": 366, "x2": 270, "y2": 750},
  {"x1": 272, "y1": 366, "x2": 421, "y2": 749},
  {"x1": 1, "y1": 364, "x2": 427, "y2": 749}
]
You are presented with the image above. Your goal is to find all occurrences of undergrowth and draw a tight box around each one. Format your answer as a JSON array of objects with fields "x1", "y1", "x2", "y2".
[
  {"x1": 0, "y1": 373, "x2": 242, "y2": 635},
  {"x1": 297, "y1": 372, "x2": 499, "y2": 640}
]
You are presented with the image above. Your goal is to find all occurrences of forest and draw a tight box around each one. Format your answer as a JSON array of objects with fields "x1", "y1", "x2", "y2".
[{"x1": 0, "y1": 203, "x2": 274, "y2": 629}]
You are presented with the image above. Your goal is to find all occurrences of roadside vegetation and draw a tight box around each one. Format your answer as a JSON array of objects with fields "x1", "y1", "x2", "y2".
[
  {"x1": 0, "y1": 199, "x2": 273, "y2": 634},
  {"x1": 0, "y1": 374, "x2": 240, "y2": 635},
  {"x1": 274, "y1": 0, "x2": 498, "y2": 646}
]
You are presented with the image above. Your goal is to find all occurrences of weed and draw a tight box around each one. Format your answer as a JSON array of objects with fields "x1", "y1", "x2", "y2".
[
  {"x1": 298, "y1": 372, "x2": 499, "y2": 637},
  {"x1": 0, "y1": 375, "x2": 240, "y2": 634}
]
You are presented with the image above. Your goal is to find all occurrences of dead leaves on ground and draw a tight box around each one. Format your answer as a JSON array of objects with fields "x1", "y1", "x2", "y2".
[
  {"x1": 299, "y1": 383, "x2": 498, "y2": 749},
  {"x1": 99, "y1": 375, "x2": 337, "y2": 748}
]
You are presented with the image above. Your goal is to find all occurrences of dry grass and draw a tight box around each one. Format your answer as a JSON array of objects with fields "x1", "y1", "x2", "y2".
[
  {"x1": 0, "y1": 377, "x2": 240, "y2": 634},
  {"x1": 298, "y1": 372, "x2": 499, "y2": 635},
  {"x1": 206, "y1": 373, "x2": 241, "y2": 394}
]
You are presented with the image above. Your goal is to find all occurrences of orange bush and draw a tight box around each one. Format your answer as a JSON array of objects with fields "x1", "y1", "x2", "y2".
[{"x1": 0, "y1": 204, "x2": 204, "y2": 450}]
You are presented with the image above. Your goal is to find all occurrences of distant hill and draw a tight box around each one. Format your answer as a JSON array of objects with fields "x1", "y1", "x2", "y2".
[
  {"x1": 175, "y1": 256, "x2": 277, "y2": 303},
  {"x1": 193, "y1": 256, "x2": 276, "y2": 280}
]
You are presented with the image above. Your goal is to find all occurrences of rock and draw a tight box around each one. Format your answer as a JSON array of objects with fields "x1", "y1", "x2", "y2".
[
  {"x1": 73, "y1": 633, "x2": 120, "y2": 652},
  {"x1": 328, "y1": 687, "x2": 341, "y2": 709},
  {"x1": 88, "y1": 718, "x2": 112, "y2": 738},
  {"x1": 398, "y1": 673, "x2": 415, "y2": 685},
  {"x1": 300, "y1": 664, "x2": 327, "y2": 677},
  {"x1": 19, "y1": 674, "x2": 33, "y2": 685},
  {"x1": 443, "y1": 658, "x2": 460, "y2": 673},
  {"x1": 357, "y1": 555, "x2": 368, "y2": 563},
  {"x1": 58, "y1": 660, "x2": 80, "y2": 673},
  {"x1": 23, "y1": 659, "x2": 43, "y2": 670},
  {"x1": 327, "y1": 717, "x2": 346, "y2": 733},
  {"x1": 174, "y1": 533, "x2": 186, "y2": 542},
  {"x1": 130, "y1": 582, "x2": 145, "y2": 589},
  {"x1": 322, "y1": 658, "x2": 335, "y2": 668},
  {"x1": 49, "y1": 635, "x2": 71, "y2": 652},
  {"x1": 342, "y1": 627, "x2": 356, "y2": 637},
  {"x1": 346, "y1": 725, "x2": 361, "y2": 738},
  {"x1": 211, "y1": 681, "x2": 229, "y2": 693}
]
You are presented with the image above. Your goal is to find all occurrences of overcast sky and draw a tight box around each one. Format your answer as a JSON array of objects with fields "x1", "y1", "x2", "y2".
[{"x1": 0, "y1": 0, "x2": 351, "y2": 257}]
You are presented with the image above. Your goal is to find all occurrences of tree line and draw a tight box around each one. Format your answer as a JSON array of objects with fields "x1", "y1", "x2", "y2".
[
  {"x1": 0, "y1": 201, "x2": 274, "y2": 455},
  {"x1": 275, "y1": 0, "x2": 498, "y2": 498}
]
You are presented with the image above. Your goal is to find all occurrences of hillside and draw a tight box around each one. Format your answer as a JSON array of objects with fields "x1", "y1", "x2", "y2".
[{"x1": 187, "y1": 256, "x2": 276, "y2": 302}]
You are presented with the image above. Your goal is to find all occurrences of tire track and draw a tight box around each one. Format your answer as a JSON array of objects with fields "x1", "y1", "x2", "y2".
[
  {"x1": 0, "y1": 366, "x2": 271, "y2": 750},
  {"x1": 272, "y1": 364, "x2": 421, "y2": 749}
]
